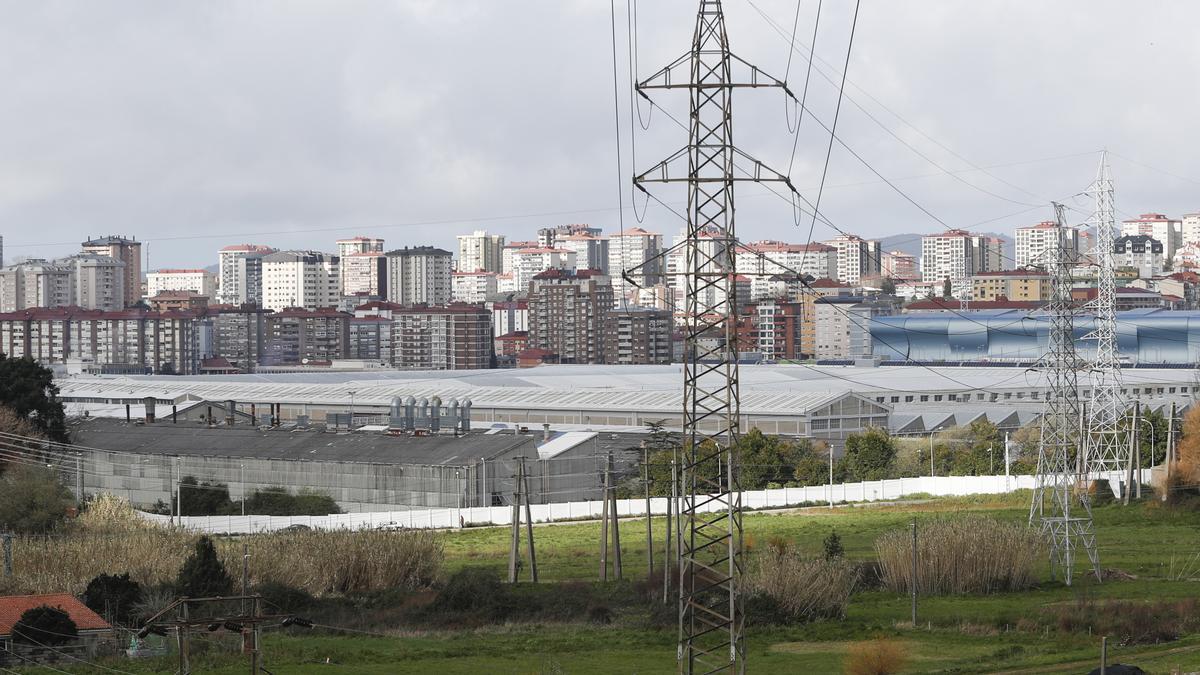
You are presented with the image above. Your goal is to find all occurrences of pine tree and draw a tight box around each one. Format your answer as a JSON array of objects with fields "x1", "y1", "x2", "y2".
[{"x1": 177, "y1": 536, "x2": 233, "y2": 598}]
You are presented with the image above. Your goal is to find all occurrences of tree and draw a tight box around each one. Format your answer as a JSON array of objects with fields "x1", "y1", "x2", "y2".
[
  {"x1": 880, "y1": 277, "x2": 897, "y2": 296},
  {"x1": 177, "y1": 535, "x2": 233, "y2": 598},
  {"x1": 839, "y1": 428, "x2": 896, "y2": 482},
  {"x1": 737, "y1": 429, "x2": 814, "y2": 489},
  {"x1": 0, "y1": 464, "x2": 75, "y2": 533},
  {"x1": 822, "y1": 530, "x2": 844, "y2": 560},
  {"x1": 0, "y1": 354, "x2": 67, "y2": 442},
  {"x1": 12, "y1": 605, "x2": 78, "y2": 646},
  {"x1": 242, "y1": 487, "x2": 341, "y2": 516},
  {"x1": 82, "y1": 573, "x2": 143, "y2": 626},
  {"x1": 942, "y1": 277, "x2": 953, "y2": 299},
  {"x1": 177, "y1": 476, "x2": 233, "y2": 516}
]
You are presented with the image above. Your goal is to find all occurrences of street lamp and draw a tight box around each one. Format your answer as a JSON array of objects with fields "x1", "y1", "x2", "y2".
[{"x1": 240, "y1": 463, "x2": 246, "y2": 517}]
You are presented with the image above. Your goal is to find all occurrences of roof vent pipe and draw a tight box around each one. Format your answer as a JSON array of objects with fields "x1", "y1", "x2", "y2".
[
  {"x1": 226, "y1": 400, "x2": 236, "y2": 427},
  {"x1": 144, "y1": 397, "x2": 156, "y2": 424},
  {"x1": 460, "y1": 399, "x2": 472, "y2": 433},
  {"x1": 389, "y1": 396, "x2": 404, "y2": 430},
  {"x1": 430, "y1": 396, "x2": 442, "y2": 433},
  {"x1": 404, "y1": 396, "x2": 416, "y2": 431},
  {"x1": 416, "y1": 398, "x2": 429, "y2": 431},
  {"x1": 446, "y1": 398, "x2": 459, "y2": 436},
  {"x1": 542, "y1": 423, "x2": 551, "y2": 442}
]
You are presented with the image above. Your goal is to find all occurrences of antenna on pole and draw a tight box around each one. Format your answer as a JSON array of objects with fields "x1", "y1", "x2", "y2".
[
  {"x1": 1082, "y1": 152, "x2": 1130, "y2": 493},
  {"x1": 627, "y1": 1, "x2": 798, "y2": 671},
  {"x1": 1029, "y1": 202, "x2": 1101, "y2": 586}
]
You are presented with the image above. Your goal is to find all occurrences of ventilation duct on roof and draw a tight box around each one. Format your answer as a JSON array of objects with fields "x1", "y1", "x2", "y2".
[{"x1": 460, "y1": 398, "x2": 472, "y2": 433}]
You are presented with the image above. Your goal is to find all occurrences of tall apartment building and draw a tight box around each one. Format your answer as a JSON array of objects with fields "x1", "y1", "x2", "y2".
[
  {"x1": 64, "y1": 254, "x2": 127, "y2": 311},
  {"x1": 146, "y1": 269, "x2": 217, "y2": 299},
  {"x1": 451, "y1": 271, "x2": 498, "y2": 303},
  {"x1": 511, "y1": 247, "x2": 576, "y2": 292},
  {"x1": 336, "y1": 236, "x2": 385, "y2": 258},
  {"x1": 348, "y1": 316, "x2": 394, "y2": 363},
  {"x1": 456, "y1": 230, "x2": 506, "y2": 272},
  {"x1": 609, "y1": 228, "x2": 663, "y2": 299},
  {"x1": 1122, "y1": 213, "x2": 1182, "y2": 262},
  {"x1": 528, "y1": 269, "x2": 613, "y2": 364},
  {"x1": 385, "y1": 246, "x2": 452, "y2": 306},
  {"x1": 736, "y1": 300, "x2": 805, "y2": 360},
  {"x1": 665, "y1": 228, "x2": 735, "y2": 311},
  {"x1": 392, "y1": 304, "x2": 492, "y2": 370},
  {"x1": 81, "y1": 235, "x2": 141, "y2": 307},
  {"x1": 209, "y1": 305, "x2": 271, "y2": 372},
  {"x1": 217, "y1": 244, "x2": 275, "y2": 305},
  {"x1": 537, "y1": 224, "x2": 602, "y2": 248},
  {"x1": 1114, "y1": 234, "x2": 1165, "y2": 278},
  {"x1": 880, "y1": 250, "x2": 918, "y2": 280},
  {"x1": 0, "y1": 307, "x2": 199, "y2": 374},
  {"x1": 557, "y1": 234, "x2": 610, "y2": 274},
  {"x1": 260, "y1": 251, "x2": 341, "y2": 311},
  {"x1": 814, "y1": 296, "x2": 898, "y2": 359},
  {"x1": 340, "y1": 252, "x2": 387, "y2": 297},
  {"x1": 1015, "y1": 221, "x2": 1079, "y2": 268},
  {"x1": 970, "y1": 270, "x2": 1051, "y2": 302},
  {"x1": 735, "y1": 241, "x2": 838, "y2": 288},
  {"x1": 488, "y1": 296, "x2": 528, "y2": 338},
  {"x1": 1183, "y1": 213, "x2": 1200, "y2": 246},
  {"x1": 264, "y1": 307, "x2": 350, "y2": 365},
  {"x1": 603, "y1": 307, "x2": 673, "y2": 364},
  {"x1": 921, "y1": 229, "x2": 1000, "y2": 297},
  {"x1": 823, "y1": 234, "x2": 882, "y2": 284},
  {"x1": 799, "y1": 279, "x2": 856, "y2": 357},
  {"x1": 0, "y1": 259, "x2": 74, "y2": 312}
]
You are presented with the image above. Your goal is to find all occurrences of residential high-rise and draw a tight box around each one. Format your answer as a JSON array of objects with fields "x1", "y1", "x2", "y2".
[
  {"x1": 451, "y1": 271, "x2": 498, "y2": 303},
  {"x1": 609, "y1": 228, "x2": 663, "y2": 299},
  {"x1": 1182, "y1": 213, "x2": 1200, "y2": 246},
  {"x1": 391, "y1": 304, "x2": 493, "y2": 370},
  {"x1": 456, "y1": 230, "x2": 506, "y2": 272},
  {"x1": 0, "y1": 259, "x2": 74, "y2": 312},
  {"x1": 603, "y1": 307, "x2": 673, "y2": 364},
  {"x1": 735, "y1": 241, "x2": 837, "y2": 286},
  {"x1": 1122, "y1": 213, "x2": 1182, "y2": 262},
  {"x1": 348, "y1": 316, "x2": 394, "y2": 364},
  {"x1": 920, "y1": 229, "x2": 1001, "y2": 297},
  {"x1": 880, "y1": 250, "x2": 918, "y2": 280},
  {"x1": 537, "y1": 224, "x2": 602, "y2": 248},
  {"x1": 528, "y1": 269, "x2": 614, "y2": 364},
  {"x1": 385, "y1": 246, "x2": 453, "y2": 305},
  {"x1": 264, "y1": 307, "x2": 350, "y2": 364},
  {"x1": 64, "y1": 254, "x2": 126, "y2": 311},
  {"x1": 260, "y1": 251, "x2": 341, "y2": 311},
  {"x1": 823, "y1": 234, "x2": 882, "y2": 284},
  {"x1": 970, "y1": 270, "x2": 1051, "y2": 302},
  {"x1": 209, "y1": 305, "x2": 271, "y2": 372},
  {"x1": 487, "y1": 295, "x2": 528, "y2": 338},
  {"x1": 1113, "y1": 234, "x2": 1165, "y2": 278},
  {"x1": 336, "y1": 236, "x2": 385, "y2": 258},
  {"x1": 814, "y1": 296, "x2": 898, "y2": 359},
  {"x1": 737, "y1": 300, "x2": 805, "y2": 360},
  {"x1": 81, "y1": 235, "x2": 141, "y2": 307},
  {"x1": 340, "y1": 252, "x2": 387, "y2": 297},
  {"x1": 501, "y1": 241, "x2": 539, "y2": 275},
  {"x1": 1016, "y1": 221, "x2": 1080, "y2": 268},
  {"x1": 511, "y1": 247, "x2": 576, "y2": 292},
  {"x1": 218, "y1": 244, "x2": 275, "y2": 305},
  {"x1": 557, "y1": 234, "x2": 610, "y2": 274},
  {"x1": 146, "y1": 269, "x2": 217, "y2": 299}
]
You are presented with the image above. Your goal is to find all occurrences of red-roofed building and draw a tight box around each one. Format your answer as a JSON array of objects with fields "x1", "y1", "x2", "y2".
[
  {"x1": 1122, "y1": 213, "x2": 1182, "y2": 261},
  {"x1": 0, "y1": 593, "x2": 112, "y2": 661},
  {"x1": 903, "y1": 297, "x2": 1044, "y2": 313}
]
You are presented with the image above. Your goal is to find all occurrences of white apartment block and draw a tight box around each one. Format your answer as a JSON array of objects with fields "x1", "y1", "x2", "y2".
[
  {"x1": 340, "y1": 252, "x2": 386, "y2": 297},
  {"x1": 0, "y1": 259, "x2": 74, "y2": 312},
  {"x1": 665, "y1": 229, "x2": 734, "y2": 312},
  {"x1": 452, "y1": 272, "x2": 498, "y2": 303},
  {"x1": 558, "y1": 234, "x2": 610, "y2": 274},
  {"x1": 735, "y1": 241, "x2": 837, "y2": 281},
  {"x1": 1122, "y1": 213, "x2": 1182, "y2": 262},
  {"x1": 880, "y1": 250, "x2": 918, "y2": 279},
  {"x1": 1181, "y1": 213, "x2": 1200, "y2": 246},
  {"x1": 510, "y1": 247, "x2": 576, "y2": 293},
  {"x1": 501, "y1": 241, "x2": 538, "y2": 275},
  {"x1": 814, "y1": 296, "x2": 896, "y2": 359},
  {"x1": 609, "y1": 228, "x2": 663, "y2": 299},
  {"x1": 218, "y1": 244, "x2": 275, "y2": 305},
  {"x1": 823, "y1": 234, "x2": 882, "y2": 284},
  {"x1": 261, "y1": 251, "x2": 341, "y2": 311},
  {"x1": 385, "y1": 246, "x2": 452, "y2": 305},
  {"x1": 146, "y1": 269, "x2": 217, "y2": 300},
  {"x1": 456, "y1": 230, "x2": 506, "y2": 273},
  {"x1": 336, "y1": 236, "x2": 384, "y2": 258},
  {"x1": 65, "y1": 254, "x2": 126, "y2": 311},
  {"x1": 1015, "y1": 221, "x2": 1079, "y2": 268},
  {"x1": 920, "y1": 229, "x2": 1000, "y2": 298}
]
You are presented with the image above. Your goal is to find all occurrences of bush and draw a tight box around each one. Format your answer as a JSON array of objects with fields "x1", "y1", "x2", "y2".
[
  {"x1": 839, "y1": 428, "x2": 896, "y2": 482},
  {"x1": 875, "y1": 516, "x2": 1042, "y2": 595},
  {"x1": 0, "y1": 464, "x2": 75, "y2": 534},
  {"x1": 177, "y1": 536, "x2": 233, "y2": 598},
  {"x1": 844, "y1": 639, "x2": 908, "y2": 675},
  {"x1": 428, "y1": 568, "x2": 515, "y2": 621},
  {"x1": 178, "y1": 476, "x2": 233, "y2": 516},
  {"x1": 12, "y1": 605, "x2": 77, "y2": 646},
  {"x1": 1038, "y1": 595, "x2": 1200, "y2": 645},
  {"x1": 822, "y1": 530, "x2": 844, "y2": 560},
  {"x1": 242, "y1": 487, "x2": 341, "y2": 516},
  {"x1": 747, "y1": 547, "x2": 857, "y2": 623},
  {"x1": 81, "y1": 572, "x2": 143, "y2": 626}
]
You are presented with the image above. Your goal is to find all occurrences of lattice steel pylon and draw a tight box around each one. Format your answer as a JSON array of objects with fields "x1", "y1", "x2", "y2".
[
  {"x1": 1083, "y1": 152, "x2": 1129, "y2": 479},
  {"x1": 630, "y1": 1, "x2": 794, "y2": 671},
  {"x1": 1029, "y1": 203, "x2": 1101, "y2": 586}
]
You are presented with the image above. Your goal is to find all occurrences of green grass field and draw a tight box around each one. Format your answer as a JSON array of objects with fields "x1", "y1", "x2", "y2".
[{"x1": 15, "y1": 492, "x2": 1200, "y2": 674}]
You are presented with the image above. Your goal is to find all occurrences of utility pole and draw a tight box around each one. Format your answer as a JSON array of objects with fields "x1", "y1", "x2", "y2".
[
  {"x1": 910, "y1": 519, "x2": 918, "y2": 626},
  {"x1": 664, "y1": 455, "x2": 675, "y2": 603},
  {"x1": 242, "y1": 544, "x2": 250, "y2": 616},
  {"x1": 610, "y1": 454, "x2": 622, "y2": 581},
  {"x1": 629, "y1": 1, "x2": 798, "y2": 669},
  {"x1": 521, "y1": 457, "x2": 538, "y2": 583},
  {"x1": 2, "y1": 532, "x2": 12, "y2": 577},
  {"x1": 174, "y1": 456, "x2": 183, "y2": 527},
  {"x1": 1028, "y1": 203, "x2": 1101, "y2": 585},
  {"x1": 644, "y1": 442, "x2": 654, "y2": 578},
  {"x1": 600, "y1": 457, "x2": 610, "y2": 582},
  {"x1": 509, "y1": 461, "x2": 523, "y2": 584},
  {"x1": 1124, "y1": 406, "x2": 1137, "y2": 506}
]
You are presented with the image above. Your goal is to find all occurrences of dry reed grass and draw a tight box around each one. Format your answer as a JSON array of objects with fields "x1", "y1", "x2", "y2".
[
  {"x1": 9, "y1": 495, "x2": 442, "y2": 596},
  {"x1": 747, "y1": 546, "x2": 858, "y2": 621},
  {"x1": 875, "y1": 516, "x2": 1042, "y2": 595},
  {"x1": 843, "y1": 639, "x2": 909, "y2": 675}
]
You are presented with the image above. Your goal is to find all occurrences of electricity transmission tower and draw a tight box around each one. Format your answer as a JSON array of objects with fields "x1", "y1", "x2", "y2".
[
  {"x1": 1083, "y1": 152, "x2": 1129, "y2": 483},
  {"x1": 632, "y1": 1, "x2": 794, "y2": 671},
  {"x1": 1029, "y1": 203, "x2": 1101, "y2": 586}
]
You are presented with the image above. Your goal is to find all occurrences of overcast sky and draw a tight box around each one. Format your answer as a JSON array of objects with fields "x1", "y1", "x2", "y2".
[{"x1": 1, "y1": 0, "x2": 1198, "y2": 268}]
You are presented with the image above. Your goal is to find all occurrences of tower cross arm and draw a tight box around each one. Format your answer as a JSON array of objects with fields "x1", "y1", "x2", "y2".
[
  {"x1": 637, "y1": 51, "x2": 797, "y2": 96},
  {"x1": 634, "y1": 147, "x2": 793, "y2": 185}
]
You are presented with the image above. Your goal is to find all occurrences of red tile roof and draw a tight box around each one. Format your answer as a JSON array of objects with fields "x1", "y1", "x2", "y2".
[{"x1": 0, "y1": 594, "x2": 110, "y2": 636}]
